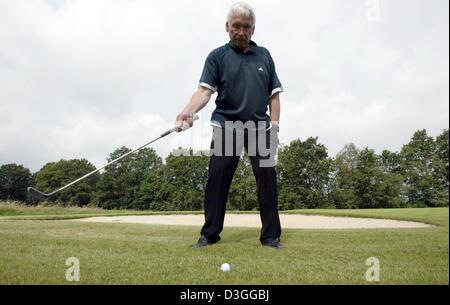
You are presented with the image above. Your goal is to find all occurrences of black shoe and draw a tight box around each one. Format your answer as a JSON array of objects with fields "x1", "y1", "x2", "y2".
[
  {"x1": 261, "y1": 238, "x2": 283, "y2": 250},
  {"x1": 194, "y1": 235, "x2": 219, "y2": 249}
]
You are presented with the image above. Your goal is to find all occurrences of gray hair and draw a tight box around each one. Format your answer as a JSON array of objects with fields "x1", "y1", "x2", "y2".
[{"x1": 227, "y1": 2, "x2": 256, "y2": 24}]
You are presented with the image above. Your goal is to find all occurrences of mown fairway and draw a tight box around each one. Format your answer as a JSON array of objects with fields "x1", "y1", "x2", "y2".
[{"x1": 0, "y1": 202, "x2": 448, "y2": 284}]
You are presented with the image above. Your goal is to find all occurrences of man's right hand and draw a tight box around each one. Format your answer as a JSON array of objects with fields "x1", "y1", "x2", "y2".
[
  {"x1": 175, "y1": 87, "x2": 213, "y2": 132},
  {"x1": 175, "y1": 111, "x2": 194, "y2": 132}
]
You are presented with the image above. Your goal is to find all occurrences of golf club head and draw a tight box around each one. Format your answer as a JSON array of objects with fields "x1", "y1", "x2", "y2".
[{"x1": 27, "y1": 187, "x2": 50, "y2": 200}]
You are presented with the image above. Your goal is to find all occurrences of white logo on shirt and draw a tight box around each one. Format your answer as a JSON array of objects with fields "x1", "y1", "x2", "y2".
[{"x1": 258, "y1": 67, "x2": 264, "y2": 72}]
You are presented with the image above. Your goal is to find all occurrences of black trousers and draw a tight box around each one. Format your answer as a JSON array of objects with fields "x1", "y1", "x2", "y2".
[{"x1": 200, "y1": 126, "x2": 282, "y2": 242}]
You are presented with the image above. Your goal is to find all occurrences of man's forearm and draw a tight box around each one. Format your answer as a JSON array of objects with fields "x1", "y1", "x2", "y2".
[
  {"x1": 175, "y1": 87, "x2": 213, "y2": 129},
  {"x1": 183, "y1": 87, "x2": 213, "y2": 114},
  {"x1": 269, "y1": 94, "x2": 281, "y2": 125}
]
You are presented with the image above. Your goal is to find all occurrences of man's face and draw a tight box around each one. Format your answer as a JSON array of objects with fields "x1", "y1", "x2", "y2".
[{"x1": 226, "y1": 14, "x2": 255, "y2": 50}]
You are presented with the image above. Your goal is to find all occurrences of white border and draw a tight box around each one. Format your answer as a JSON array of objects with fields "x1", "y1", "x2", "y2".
[
  {"x1": 270, "y1": 87, "x2": 283, "y2": 97},
  {"x1": 199, "y1": 82, "x2": 218, "y2": 92}
]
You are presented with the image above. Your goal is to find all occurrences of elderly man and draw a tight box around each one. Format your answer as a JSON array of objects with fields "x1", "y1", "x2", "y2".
[{"x1": 176, "y1": 2, "x2": 283, "y2": 249}]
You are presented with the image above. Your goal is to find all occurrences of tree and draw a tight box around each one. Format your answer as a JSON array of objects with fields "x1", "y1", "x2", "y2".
[
  {"x1": 277, "y1": 137, "x2": 332, "y2": 210},
  {"x1": 135, "y1": 166, "x2": 169, "y2": 210},
  {"x1": 228, "y1": 153, "x2": 258, "y2": 210},
  {"x1": 328, "y1": 143, "x2": 360, "y2": 209},
  {"x1": 400, "y1": 130, "x2": 448, "y2": 207},
  {"x1": 94, "y1": 147, "x2": 162, "y2": 209},
  {"x1": 379, "y1": 150, "x2": 405, "y2": 207},
  {"x1": 380, "y1": 150, "x2": 402, "y2": 174},
  {"x1": 34, "y1": 159, "x2": 98, "y2": 205},
  {"x1": 0, "y1": 164, "x2": 32, "y2": 202},
  {"x1": 435, "y1": 129, "x2": 449, "y2": 198},
  {"x1": 157, "y1": 149, "x2": 209, "y2": 211},
  {"x1": 353, "y1": 148, "x2": 403, "y2": 209}
]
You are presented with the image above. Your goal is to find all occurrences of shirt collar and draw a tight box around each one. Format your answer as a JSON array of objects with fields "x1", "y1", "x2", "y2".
[{"x1": 228, "y1": 40, "x2": 257, "y2": 53}]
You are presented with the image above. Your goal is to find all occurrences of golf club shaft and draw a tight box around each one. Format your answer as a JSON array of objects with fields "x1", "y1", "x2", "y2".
[
  {"x1": 40, "y1": 115, "x2": 199, "y2": 197},
  {"x1": 46, "y1": 135, "x2": 164, "y2": 196}
]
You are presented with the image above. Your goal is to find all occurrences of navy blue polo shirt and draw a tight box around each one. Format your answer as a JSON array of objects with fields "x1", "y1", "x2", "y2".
[{"x1": 199, "y1": 40, "x2": 283, "y2": 131}]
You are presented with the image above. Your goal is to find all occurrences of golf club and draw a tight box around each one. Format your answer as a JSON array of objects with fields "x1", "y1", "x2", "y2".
[{"x1": 27, "y1": 114, "x2": 199, "y2": 200}]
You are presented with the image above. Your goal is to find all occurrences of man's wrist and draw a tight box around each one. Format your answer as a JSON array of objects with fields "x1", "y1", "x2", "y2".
[{"x1": 271, "y1": 121, "x2": 279, "y2": 131}]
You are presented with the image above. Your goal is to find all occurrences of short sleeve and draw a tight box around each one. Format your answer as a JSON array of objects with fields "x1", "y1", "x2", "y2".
[
  {"x1": 267, "y1": 51, "x2": 283, "y2": 97},
  {"x1": 199, "y1": 51, "x2": 219, "y2": 92}
]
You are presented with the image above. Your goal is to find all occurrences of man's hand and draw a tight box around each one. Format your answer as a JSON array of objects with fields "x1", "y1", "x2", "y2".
[
  {"x1": 175, "y1": 111, "x2": 194, "y2": 132},
  {"x1": 175, "y1": 86, "x2": 213, "y2": 132},
  {"x1": 269, "y1": 92, "x2": 281, "y2": 131},
  {"x1": 271, "y1": 121, "x2": 280, "y2": 132}
]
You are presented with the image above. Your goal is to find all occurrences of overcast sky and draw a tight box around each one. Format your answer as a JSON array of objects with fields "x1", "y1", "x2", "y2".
[{"x1": 0, "y1": 0, "x2": 448, "y2": 172}]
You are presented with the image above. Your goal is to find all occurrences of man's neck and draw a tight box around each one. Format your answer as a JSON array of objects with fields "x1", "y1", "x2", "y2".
[
  {"x1": 242, "y1": 45, "x2": 251, "y2": 53},
  {"x1": 239, "y1": 42, "x2": 251, "y2": 53},
  {"x1": 230, "y1": 41, "x2": 253, "y2": 53}
]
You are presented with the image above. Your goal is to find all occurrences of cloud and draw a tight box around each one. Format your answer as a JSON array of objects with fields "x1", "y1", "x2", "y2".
[{"x1": 0, "y1": 0, "x2": 448, "y2": 172}]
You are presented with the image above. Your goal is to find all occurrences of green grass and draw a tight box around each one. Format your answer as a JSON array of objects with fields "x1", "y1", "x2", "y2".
[
  {"x1": 0, "y1": 202, "x2": 448, "y2": 284},
  {"x1": 0, "y1": 201, "x2": 206, "y2": 220},
  {"x1": 284, "y1": 208, "x2": 449, "y2": 227}
]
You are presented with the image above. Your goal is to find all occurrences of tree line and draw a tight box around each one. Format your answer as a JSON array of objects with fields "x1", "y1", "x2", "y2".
[{"x1": 1, "y1": 129, "x2": 448, "y2": 210}]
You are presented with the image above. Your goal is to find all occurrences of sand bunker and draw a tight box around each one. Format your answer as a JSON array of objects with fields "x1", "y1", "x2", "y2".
[{"x1": 71, "y1": 214, "x2": 433, "y2": 229}]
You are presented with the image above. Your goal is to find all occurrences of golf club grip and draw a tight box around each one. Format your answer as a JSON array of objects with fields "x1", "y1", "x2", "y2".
[
  {"x1": 181, "y1": 114, "x2": 199, "y2": 130},
  {"x1": 166, "y1": 114, "x2": 199, "y2": 135}
]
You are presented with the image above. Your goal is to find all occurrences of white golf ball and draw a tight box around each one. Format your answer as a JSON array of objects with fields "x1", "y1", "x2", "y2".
[{"x1": 221, "y1": 263, "x2": 231, "y2": 272}]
